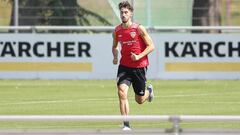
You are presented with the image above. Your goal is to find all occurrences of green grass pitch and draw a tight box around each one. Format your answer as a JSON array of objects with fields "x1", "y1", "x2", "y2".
[{"x1": 0, "y1": 80, "x2": 239, "y2": 129}]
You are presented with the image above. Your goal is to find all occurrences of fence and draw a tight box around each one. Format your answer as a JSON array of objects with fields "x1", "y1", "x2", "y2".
[
  {"x1": 1, "y1": 0, "x2": 240, "y2": 26},
  {"x1": 1, "y1": 26, "x2": 240, "y2": 33}
]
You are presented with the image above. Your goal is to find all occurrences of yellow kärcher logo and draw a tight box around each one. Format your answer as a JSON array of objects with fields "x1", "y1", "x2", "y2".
[
  {"x1": 166, "y1": 62, "x2": 240, "y2": 72},
  {"x1": 0, "y1": 62, "x2": 92, "y2": 72}
]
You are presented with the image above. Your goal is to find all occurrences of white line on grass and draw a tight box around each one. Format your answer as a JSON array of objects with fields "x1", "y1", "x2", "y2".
[
  {"x1": 0, "y1": 98, "x2": 117, "y2": 106},
  {"x1": 160, "y1": 101, "x2": 240, "y2": 104},
  {"x1": 0, "y1": 93, "x2": 240, "y2": 106}
]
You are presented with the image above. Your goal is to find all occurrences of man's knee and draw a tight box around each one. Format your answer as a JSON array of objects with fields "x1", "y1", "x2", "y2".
[
  {"x1": 135, "y1": 97, "x2": 144, "y2": 104},
  {"x1": 118, "y1": 89, "x2": 127, "y2": 100}
]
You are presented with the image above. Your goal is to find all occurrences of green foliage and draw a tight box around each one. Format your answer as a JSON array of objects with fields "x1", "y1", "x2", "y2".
[{"x1": 12, "y1": 0, "x2": 111, "y2": 26}]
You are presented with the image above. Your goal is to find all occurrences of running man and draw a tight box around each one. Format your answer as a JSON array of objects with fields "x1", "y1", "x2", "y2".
[{"x1": 112, "y1": 0, "x2": 155, "y2": 130}]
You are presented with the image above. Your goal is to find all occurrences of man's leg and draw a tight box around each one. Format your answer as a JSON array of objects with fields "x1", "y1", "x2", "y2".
[
  {"x1": 135, "y1": 84, "x2": 154, "y2": 104},
  {"x1": 118, "y1": 84, "x2": 131, "y2": 130},
  {"x1": 135, "y1": 90, "x2": 149, "y2": 104},
  {"x1": 132, "y1": 67, "x2": 154, "y2": 104},
  {"x1": 118, "y1": 84, "x2": 129, "y2": 116}
]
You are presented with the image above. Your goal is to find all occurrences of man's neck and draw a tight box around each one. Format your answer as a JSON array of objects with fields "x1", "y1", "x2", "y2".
[{"x1": 122, "y1": 21, "x2": 132, "y2": 28}]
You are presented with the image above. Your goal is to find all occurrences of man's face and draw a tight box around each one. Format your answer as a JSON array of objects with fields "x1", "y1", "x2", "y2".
[{"x1": 120, "y1": 7, "x2": 132, "y2": 23}]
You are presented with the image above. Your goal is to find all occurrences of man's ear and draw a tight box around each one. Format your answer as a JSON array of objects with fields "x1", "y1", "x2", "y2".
[{"x1": 130, "y1": 11, "x2": 133, "y2": 17}]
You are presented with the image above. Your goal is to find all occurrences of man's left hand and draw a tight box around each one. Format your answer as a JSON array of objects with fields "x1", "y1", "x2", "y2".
[{"x1": 131, "y1": 52, "x2": 140, "y2": 61}]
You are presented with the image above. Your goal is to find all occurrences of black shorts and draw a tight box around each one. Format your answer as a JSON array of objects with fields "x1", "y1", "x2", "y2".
[{"x1": 117, "y1": 65, "x2": 147, "y2": 96}]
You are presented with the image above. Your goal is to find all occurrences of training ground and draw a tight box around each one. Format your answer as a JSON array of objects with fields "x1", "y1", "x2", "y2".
[{"x1": 0, "y1": 80, "x2": 240, "y2": 134}]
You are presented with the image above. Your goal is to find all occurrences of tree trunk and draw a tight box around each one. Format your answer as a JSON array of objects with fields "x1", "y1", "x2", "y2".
[
  {"x1": 192, "y1": 0, "x2": 221, "y2": 33},
  {"x1": 209, "y1": 0, "x2": 221, "y2": 26},
  {"x1": 9, "y1": 0, "x2": 14, "y2": 26}
]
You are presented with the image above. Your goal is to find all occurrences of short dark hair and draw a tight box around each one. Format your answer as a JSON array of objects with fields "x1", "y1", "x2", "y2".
[{"x1": 118, "y1": 1, "x2": 134, "y2": 12}]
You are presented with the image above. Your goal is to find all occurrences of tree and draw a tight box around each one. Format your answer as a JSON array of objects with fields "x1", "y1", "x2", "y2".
[
  {"x1": 9, "y1": 0, "x2": 111, "y2": 26},
  {"x1": 192, "y1": 0, "x2": 221, "y2": 33}
]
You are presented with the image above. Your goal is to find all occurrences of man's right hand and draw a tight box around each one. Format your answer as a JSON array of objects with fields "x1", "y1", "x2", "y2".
[{"x1": 113, "y1": 58, "x2": 118, "y2": 65}]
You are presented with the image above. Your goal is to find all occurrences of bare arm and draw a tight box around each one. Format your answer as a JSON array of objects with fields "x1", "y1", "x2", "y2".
[
  {"x1": 112, "y1": 32, "x2": 119, "y2": 65},
  {"x1": 131, "y1": 25, "x2": 155, "y2": 61}
]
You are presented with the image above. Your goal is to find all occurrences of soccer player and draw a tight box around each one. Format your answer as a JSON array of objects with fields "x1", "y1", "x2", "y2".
[{"x1": 112, "y1": 0, "x2": 155, "y2": 130}]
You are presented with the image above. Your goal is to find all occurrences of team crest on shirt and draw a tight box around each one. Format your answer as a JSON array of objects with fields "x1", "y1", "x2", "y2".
[{"x1": 130, "y1": 32, "x2": 136, "y2": 38}]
